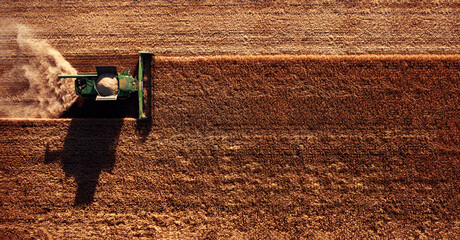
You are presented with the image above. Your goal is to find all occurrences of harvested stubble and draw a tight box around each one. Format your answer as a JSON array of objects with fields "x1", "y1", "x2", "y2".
[
  {"x1": 0, "y1": 55, "x2": 459, "y2": 239},
  {"x1": 2, "y1": 0, "x2": 458, "y2": 57}
]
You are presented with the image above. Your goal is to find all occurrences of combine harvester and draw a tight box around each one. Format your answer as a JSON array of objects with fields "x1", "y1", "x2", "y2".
[{"x1": 58, "y1": 52, "x2": 154, "y2": 119}]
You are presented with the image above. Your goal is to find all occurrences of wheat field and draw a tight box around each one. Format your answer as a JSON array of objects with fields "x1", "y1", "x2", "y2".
[{"x1": 1, "y1": 0, "x2": 459, "y2": 239}]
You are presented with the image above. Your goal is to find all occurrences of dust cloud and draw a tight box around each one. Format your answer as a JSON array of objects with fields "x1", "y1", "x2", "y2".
[{"x1": 0, "y1": 24, "x2": 77, "y2": 118}]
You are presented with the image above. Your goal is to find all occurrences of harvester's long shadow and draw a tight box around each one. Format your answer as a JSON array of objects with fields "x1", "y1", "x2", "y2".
[
  {"x1": 53, "y1": 118, "x2": 123, "y2": 206},
  {"x1": 45, "y1": 95, "x2": 151, "y2": 206}
]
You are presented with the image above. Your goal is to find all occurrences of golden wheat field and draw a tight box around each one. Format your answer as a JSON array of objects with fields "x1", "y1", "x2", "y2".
[{"x1": 1, "y1": 0, "x2": 459, "y2": 239}]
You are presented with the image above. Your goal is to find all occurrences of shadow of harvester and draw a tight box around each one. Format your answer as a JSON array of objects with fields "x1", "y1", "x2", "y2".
[
  {"x1": 45, "y1": 86, "x2": 155, "y2": 207},
  {"x1": 45, "y1": 118, "x2": 123, "y2": 206},
  {"x1": 44, "y1": 94, "x2": 154, "y2": 206}
]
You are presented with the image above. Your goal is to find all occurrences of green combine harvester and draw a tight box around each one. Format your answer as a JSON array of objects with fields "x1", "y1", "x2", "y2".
[{"x1": 58, "y1": 52, "x2": 154, "y2": 119}]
